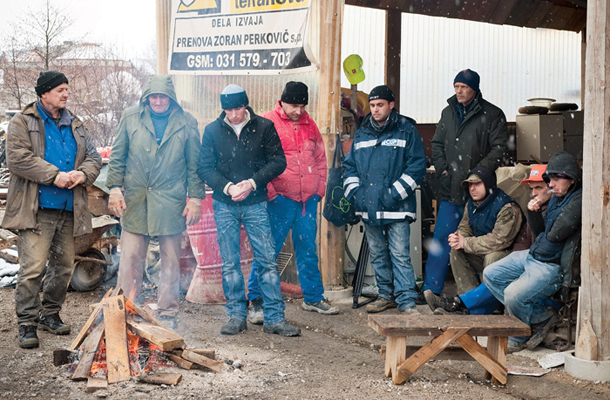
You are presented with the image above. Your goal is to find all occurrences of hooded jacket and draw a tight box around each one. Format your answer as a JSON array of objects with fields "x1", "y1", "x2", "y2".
[
  {"x1": 263, "y1": 101, "x2": 327, "y2": 203},
  {"x1": 431, "y1": 91, "x2": 508, "y2": 206},
  {"x1": 197, "y1": 106, "x2": 286, "y2": 206},
  {"x1": 343, "y1": 109, "x2": 426, "y2": 226},
  {"x1": 2, "y1": 102, "x2": 102, "y2": 236},
  {"x1": 457, "y1": 166, "x2": 523, "y2": 254},
  {"x1": 106, "y1": 75, "x2": 205, "y2": 236},
  {"x1": 528, "y1": 151, "x2": 582, "y2": 264}
]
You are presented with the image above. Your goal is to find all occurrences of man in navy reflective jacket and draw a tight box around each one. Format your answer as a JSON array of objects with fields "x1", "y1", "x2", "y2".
[{"x1": 343, "y1": 85, "x2": 426, "y2": 315}]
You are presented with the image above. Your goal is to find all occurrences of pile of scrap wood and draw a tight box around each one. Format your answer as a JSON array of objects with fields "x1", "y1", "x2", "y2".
[
  {"x1": 55, "y1": 287, "x2": 223, "y2": 393},
  {"x1": 0, "y1": 229, "x2": 18, "y2": 287}
]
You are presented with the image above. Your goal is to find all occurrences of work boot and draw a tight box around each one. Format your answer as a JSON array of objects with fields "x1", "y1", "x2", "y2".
[
  {"x1": 365, "y1": 297, "x2": 397, "y2": 313},
  {"x1": 247, "y1": 298, "x2": 264, "y2": 325},
  {"x1": 302, "y1": 299, "x2": 339, "y2": 315},
  {"x1": 403, "y1": 306, "x2": 420, "y2": 315},
  {"x1": 415, "y1": 290, "x2": 427, "y2": 305},
  {"x1": 507, "y1": 338, "x2": 527, "y2": 354},
  {"x1": 18, "y1": 325, "x2": 39, "y2": 349},
  {"x1": 526, "y1": 312, "x2": 559, "y2": 350},
  {"x1": 263, "y1": 320, "x2": 301, "y2": 337},
  {"x1": 220, "y1": 318, "x2": 247, "y2": 335},
  {"x1": 38, "y1": 313, "x2": 70, "y2": 335},
  {"x1": 424, "y1": 290, "x2": 468, "y2": 315}
]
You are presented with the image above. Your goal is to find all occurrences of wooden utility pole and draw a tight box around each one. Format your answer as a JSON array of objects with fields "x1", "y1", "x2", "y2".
[
  {"x1": 318, "y1": 0, "x2": 345, "y2": 287},
  {"x1": 156, "y1": 0, "x2": 172, "y2": 75},
  {"x1": 578, "y1": 0, "x2": 610, "y2": 361},
  {"x1": 385, "y1": 10, "x2": 402, "y2": 110}
]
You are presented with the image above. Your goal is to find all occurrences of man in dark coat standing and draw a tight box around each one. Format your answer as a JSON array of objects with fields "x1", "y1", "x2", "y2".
[
  {"x1": 198, "y1": 84, "x2": 300, "y2": 337},
  {"x1": 423, "y1": 69, "x2": 508, "y2": 301}
]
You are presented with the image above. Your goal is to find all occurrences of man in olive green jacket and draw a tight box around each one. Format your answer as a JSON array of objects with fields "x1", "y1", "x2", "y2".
[
  {"x1": 3, "y1": 71, "x2": 102, "y2": 349},
  {"x1": 106, "y1": 75, "x2": 204, "y2": 328}
]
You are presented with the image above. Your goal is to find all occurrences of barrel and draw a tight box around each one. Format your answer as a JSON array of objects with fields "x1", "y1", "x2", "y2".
[{"x1": 185, "y1": 195, "x2": 253, "y2": 304}]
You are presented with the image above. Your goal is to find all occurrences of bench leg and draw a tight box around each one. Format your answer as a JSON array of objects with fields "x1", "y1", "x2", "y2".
[
  {"x1": 394, "y1": 327, "x2": 469, "y2": 385},
  {"x1": 455, "y1": 334, "x2": 508, "y2": 385},
  {"x1": 385, "y1": 336, "x2": 407, "y2": 379},
  {"x1": 486, "y1": 335, "x2": 508, "y2": 385}
]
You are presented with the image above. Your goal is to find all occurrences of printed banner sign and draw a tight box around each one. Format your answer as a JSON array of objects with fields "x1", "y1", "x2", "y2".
[{"x1": 169, "y1": 0, "x2": 318, "y2": 75}]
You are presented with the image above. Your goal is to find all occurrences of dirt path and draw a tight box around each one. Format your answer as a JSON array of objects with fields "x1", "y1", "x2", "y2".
[{"x1": 0, "y1": 285, "x2": 609, "y2": 400}]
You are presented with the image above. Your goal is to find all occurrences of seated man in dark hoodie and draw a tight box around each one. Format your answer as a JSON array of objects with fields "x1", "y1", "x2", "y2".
[
  {"x1": 483, "y1": 151, "x2": 582, "y2": 353},
  {"x1": 445, "y1": 165, "x2": 524, "y2": 296},
  {"x1": 425, "y1": 165, "x2": 551, "y2": 316}
]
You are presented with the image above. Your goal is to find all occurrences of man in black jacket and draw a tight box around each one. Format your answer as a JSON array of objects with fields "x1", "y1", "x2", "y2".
[
  {"x1": 484, "y1": 151, "x2": 582, "y2": 352},
  {"x1": 198, "y1": 84, "x2": 300, "y2": 337},
  {"x1": 422, "y1": 69, "x2": 508, "y2": 302}
]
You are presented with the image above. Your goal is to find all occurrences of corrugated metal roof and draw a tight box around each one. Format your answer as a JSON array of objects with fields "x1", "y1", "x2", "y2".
[
  {"x1": 345, "y1": 0, "x2": 587, "y2": 33},
  {"x1": 341, "y1": 6, "x2": 581, "y2": 123}
]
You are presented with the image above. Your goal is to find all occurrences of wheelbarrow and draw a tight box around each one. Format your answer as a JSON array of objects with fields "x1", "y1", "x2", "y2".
[{"x1": 70, "y1": 215, "x2": 118, "y2": 292}]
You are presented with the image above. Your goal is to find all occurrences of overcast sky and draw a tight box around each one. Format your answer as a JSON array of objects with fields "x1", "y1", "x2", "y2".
[{"x1": 1, "y1": 0, "x2": 157, "y2": 61}]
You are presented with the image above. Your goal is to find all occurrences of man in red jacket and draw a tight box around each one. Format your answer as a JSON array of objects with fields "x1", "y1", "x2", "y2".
[{"x1": 247, "y1": 81, "x2": 339, "y2": 323}]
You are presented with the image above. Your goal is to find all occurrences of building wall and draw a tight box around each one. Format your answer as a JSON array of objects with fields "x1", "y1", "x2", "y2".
[{"x1": 341, "y1": 6, "x2": 582, "y2": 123}]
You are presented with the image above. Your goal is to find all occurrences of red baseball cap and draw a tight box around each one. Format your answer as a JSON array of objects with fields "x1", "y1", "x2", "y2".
[{"x1": 520, "y1": 164, "x2": 547, "y2": 184}]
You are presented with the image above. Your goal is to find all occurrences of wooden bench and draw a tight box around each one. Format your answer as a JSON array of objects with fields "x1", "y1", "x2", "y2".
[{"x1": 368, "y1": 314, "x2": 531, "y2": 385}]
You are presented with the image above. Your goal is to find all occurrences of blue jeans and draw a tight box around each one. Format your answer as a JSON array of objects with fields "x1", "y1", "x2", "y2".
[
  {"x1": 423, "y1": 201, "x2": 462, "y2": 294},
  {"x1": 248, "y1": 195, "x2": 324, "y2": 304},
  {"x1": 459, "y1": 283, "x2": 502, "y2": 315},
  {"x1": 213, "y1": 200, "x2": 285, "y2": 325},
  {"x1": 365, "y1": 220, "x2": 417, "y2": 310},
  {"x1": 483, "y1": 250, "x2": 562, "y2": 343}
]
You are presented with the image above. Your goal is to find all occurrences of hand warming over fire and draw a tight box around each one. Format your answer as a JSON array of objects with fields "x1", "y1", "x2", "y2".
[
  {"x1": 182, "y1": 198, "x2": 202, "y2": 226},
  {"x1": 108, "y1": 187, "x2": 127, "y2": 218}
]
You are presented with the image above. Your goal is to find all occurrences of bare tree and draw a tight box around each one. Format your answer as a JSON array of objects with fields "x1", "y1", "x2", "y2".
[{"x1": 22, "y1": 0, "x2": 74, "y2": 70}]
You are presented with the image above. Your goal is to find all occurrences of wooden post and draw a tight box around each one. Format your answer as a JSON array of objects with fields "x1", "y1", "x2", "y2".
[
  {"x1": 579, "y1": 0, "x2": 610, "y2": 361},
  {"x1": 318, "y1": 0, "x2": 345, "y2": 287},
  {"x1": 385, "y1": 10, "x2": 402, "y2": 110},
  {"x1": 156, "y1": 0, "x2": 172, "y2": 75}
]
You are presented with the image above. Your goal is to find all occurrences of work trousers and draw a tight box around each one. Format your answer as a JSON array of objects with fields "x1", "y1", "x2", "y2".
[
  {"x1": 15, "y1": 209, "x2": 75, "y2": 326},
  {"x1": 450, "y1": 249, "x2": 511, "y2": 294},
  {"x1": 365, "y1": 220, "x2": 418, "y2": 311},
  {"x1": 117, "y1": 230, "x2": 181, "y2": 317},
  {"x1": 422, "y1": 201, "x2": 462, "y2": 294},
  {"x1": 247, "y1": 194, "x2": 324, "y2": 304}
]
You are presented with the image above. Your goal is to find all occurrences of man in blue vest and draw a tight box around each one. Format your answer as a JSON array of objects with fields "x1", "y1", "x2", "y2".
[
  {"x1": 3, "y1": 71, "x2": 102, "y2": 348},
  {"x1": 447, "y1": 166, "x2": 524, "y2": 295}
]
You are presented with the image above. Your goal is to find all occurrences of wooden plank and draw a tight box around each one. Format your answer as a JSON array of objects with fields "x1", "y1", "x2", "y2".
[
  {"x1": 580, "y1": 0, "x2": 610, "y2": 362},
  {"x1": 168, "y1": 354, "x2": 194, "y2": 370},
  {"x1": 385, "y1": 10, "x2": 401, "y2": 109},
  {"x1": 317, "y1": 0, "x2": 344, "y2": 287},
  {"x1": 455, "y1": 333, "x2": 507, "y2": 385},
  {"x1": 70, "y1": 287, "x2": 117, "y2": 351},
  {"x1": 141, "y1": 373, "x2": 182, "y2": 386},
  {"x1": 485, "y1": 336, "x2": 508, "y2": 385},
  {"x1": 395, "y1": 328, "x2": 469, "y2": 384},
  {"x1": 53, "y1": 348, "x2": 77, "y2": 366},
  {"x1": 127, "y1": 319, "x2": 185, "y2": 351},
  {"x1": 0, "y1": 249, "x2": 18, "y2": 264},
  {"x1": 71, "y1": 322, "x2": 105, "y2": 380},
  {"x1": 384, "y1": 336, "x2": 406, "y2": 378},
  {"x1": 123, "y1": 297, "x2": 178, "y2": 334},
  {"x1": 181, "y1": 349, "x2": 223, "y2": 373},
  {"x1": 575, "y1": 318, "x2": 598, "y2": 360},
  {"x1": 86, "y1": 377, "x2": 108, "y2": 393},
  {"x1": 101, "y1": 295, "x2": 131, "y2": 384},
  {"x1": 190, "y1": 348, "x2": 216, "y2": 360},
  {"x1": 368, "y1": 314, "x2": 531, "y2": 337}
]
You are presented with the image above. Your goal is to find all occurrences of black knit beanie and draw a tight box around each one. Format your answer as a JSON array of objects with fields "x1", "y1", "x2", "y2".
[
  {"x1": 368, "y1": 85, "x2": 395, "y2": 102},
  {"x1": 454, "y1": 69, "x2": 480, "y2": 92},
  {"x1": 35, "y1": 70, "x2": 69, "y2": 96},
  {"x1": 220, "y1": 84, "x2": 249, "y2": 110},
  {"x1": 461, "y1": 165, "x2": 497, "y2": 192},
  {"x1": 281, "y1": 81, "x2": 308, "y2": 105}
]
